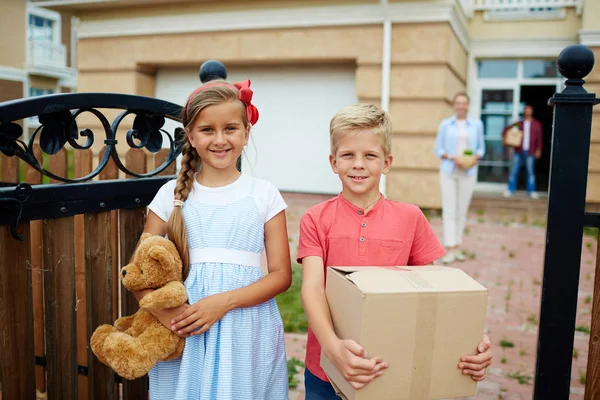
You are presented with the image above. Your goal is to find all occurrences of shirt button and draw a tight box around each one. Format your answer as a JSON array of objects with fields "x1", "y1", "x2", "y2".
[
  {"x1": 360, "y1": 237, "x2": 365, "y2": 242},
  {"x1": 361, "y1": 223, "x2": 367, "y2": 228},
  {"x1": 358, "y1": 209, "x2": 364, "y2": 215}
]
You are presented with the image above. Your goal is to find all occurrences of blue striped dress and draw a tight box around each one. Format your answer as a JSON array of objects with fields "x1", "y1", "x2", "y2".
[{"x1": 147, "y1": 174, "x2": 289, "y2": 400}]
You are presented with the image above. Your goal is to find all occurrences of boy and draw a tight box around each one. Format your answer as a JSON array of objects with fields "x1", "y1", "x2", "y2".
[{"x1": 298, "y1": 104, "x2": 493, "y2": 399}]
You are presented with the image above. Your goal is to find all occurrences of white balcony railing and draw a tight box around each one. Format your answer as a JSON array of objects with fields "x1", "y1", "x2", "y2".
[
  {"x1": 27, "y1": 40, "x2": 67, "y2": 70},
  {"x1": 473, "y1": 0, "x2": 582, "y2": 12}
]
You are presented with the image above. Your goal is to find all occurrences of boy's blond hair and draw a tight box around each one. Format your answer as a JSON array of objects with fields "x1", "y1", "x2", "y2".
[{"x1": 330, "y1": 103, "x2": 392, "y2": 156}]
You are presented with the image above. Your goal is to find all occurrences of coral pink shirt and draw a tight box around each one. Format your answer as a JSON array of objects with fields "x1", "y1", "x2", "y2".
[{"x1": 297, "y1": 194, "x2": 446, "y2": 382}]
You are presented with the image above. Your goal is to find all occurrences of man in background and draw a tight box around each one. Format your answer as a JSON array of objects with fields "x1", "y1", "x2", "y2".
[{"x1": 503, "y1": 104, "x2": 543, "y2": 199}]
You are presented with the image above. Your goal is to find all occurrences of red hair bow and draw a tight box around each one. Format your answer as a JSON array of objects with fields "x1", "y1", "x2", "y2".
[
  {"x1": 186, "y1": 80, "x2": 259, "y2": 126},
  {"x1": 234, "y1": 80, "x2": 259, "y2": 126}
]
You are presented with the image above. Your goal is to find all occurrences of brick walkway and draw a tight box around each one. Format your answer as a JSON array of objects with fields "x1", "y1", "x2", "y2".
[{"x1": 282, "y1": 192, "x2": 597, "y2": 400}]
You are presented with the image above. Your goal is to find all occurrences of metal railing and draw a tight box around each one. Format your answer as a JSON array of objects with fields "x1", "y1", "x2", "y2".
[{"x1": 27, "y1": 40, "x2": 67, "y2": 69}]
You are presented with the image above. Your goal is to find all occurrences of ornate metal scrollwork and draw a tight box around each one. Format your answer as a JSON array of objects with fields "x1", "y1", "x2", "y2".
[{"x1": 0, "y1": 93, "x2": 184, "y2": 183}]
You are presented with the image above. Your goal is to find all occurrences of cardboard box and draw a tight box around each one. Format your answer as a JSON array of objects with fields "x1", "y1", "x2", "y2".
[{"x1": 321, "y1": 266, "x2": 488, "y2": 400}]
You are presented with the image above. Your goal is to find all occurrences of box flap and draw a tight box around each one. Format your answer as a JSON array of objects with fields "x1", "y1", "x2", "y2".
[{"x1": 329, "y1": 266, "x2": 486, "y2": 294}]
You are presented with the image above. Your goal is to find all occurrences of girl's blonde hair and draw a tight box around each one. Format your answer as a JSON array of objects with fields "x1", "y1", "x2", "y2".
[
  {"x1": 167, "y1": 81, "x2": 248, "y2": 279},
  {"x1": 329, "y1": 103, "x2": 392, "y2": 156}
]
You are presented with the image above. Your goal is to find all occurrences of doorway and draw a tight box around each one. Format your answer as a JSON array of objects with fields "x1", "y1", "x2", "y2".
[{"x1": 517, "y1": 85, "x2": 555, "y2": 192}]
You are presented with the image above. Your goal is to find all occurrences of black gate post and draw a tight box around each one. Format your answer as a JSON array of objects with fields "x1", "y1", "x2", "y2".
[{"x1": 534, "y1": 44, "x2": 599, "y2": 399}]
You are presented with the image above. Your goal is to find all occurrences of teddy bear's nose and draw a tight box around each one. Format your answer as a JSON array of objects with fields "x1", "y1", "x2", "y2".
[{"x1": 122, "y1": 269, "x2": 127, "y2": 277}]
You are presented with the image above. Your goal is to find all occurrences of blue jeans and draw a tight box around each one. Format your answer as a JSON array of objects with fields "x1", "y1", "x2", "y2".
[
  {"x1": 304, "y1": 368, "x2": 341, "y2": 400},
  {"x1": 508, "y1": 151, "x2": 536, "y2": 194}
]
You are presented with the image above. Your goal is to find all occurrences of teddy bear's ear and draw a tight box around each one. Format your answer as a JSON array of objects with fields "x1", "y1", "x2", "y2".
[
  {"x1": 140, "y1": 233, "x2": 153, "y2": 243},
  {"x1": 149, "y1": 246, "x2": 175, "y2": 270}
]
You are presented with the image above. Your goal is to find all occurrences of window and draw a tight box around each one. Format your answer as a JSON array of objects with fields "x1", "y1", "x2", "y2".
[
  {"x1": 478, "y1": 60, "x2": 518, "y2": 79},
  {"x1": 29, "y1": 88, "x2": 54, "y2": 97},
  {"x1": 29, "y1": 14, "x2": 54, "y2": 43},
  {"x1": 523, "y1": 60, "x2": 560, "y2": 79},
  {"x1": 29, "y1": 88, "x2": 55, "y2": 126}
]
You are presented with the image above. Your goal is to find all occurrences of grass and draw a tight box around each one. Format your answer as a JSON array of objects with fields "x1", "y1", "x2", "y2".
[
  {"x1": 575, "y1": 325, "x2": 591, "y2": 335},
  {"x1": 585, "y1": 295, "x2": 592, "y2": 305},
  {"x1": 531, "y1": 219, "x2": 546, "y2": 228},
  {"x1": 526, "y1": 314, "x2": 538, "y2": 325},
  {"x1": 580, "y1": 372, "x2": 586, "y2": 385},
  {"x1": 499, "y1": 339, "x2": 515, "y2": 349},
  {"x1": 507, "y1": 371, "x2": 533, "y2": 385},
  {"x1": 276, "y1": 264, "x2": 308, "y2": 333},
  {"x1": 288, "y1": 357, "x2": 305, "y2": 389},
  {"x1": 519, "y1": 348, "x2": 527, "y2": 357},
  {"x1": 573, "y1": 349, "x2": 579, "y2": 360},
  {"x1": 500, "y1": 356, "x2": 508, "y2": 364},
  {"x1": 583, "y1": 227, "x2": 599, "y2": 238}
]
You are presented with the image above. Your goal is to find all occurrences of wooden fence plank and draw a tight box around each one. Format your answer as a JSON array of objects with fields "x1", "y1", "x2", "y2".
[
  {"x1": 118, "y1": 148, "x2": 150, "y2": 398},
  {"x1": 74, "y1": 149, "x2": 93, "y2": 400},
  {"x1": 585, "y1": 231, "x2": 600, "y2": 400},
  {"x1": 85, "y1": 211, "x2": 115, "y2": 400},
  {"x1": 0, "y1": 224, "x2": 36, "y2": 398},
  {"x1": 98, "y1": 147, "x2": 119, "y2": 324},
  {"x1": 0, "y1": 155, "x2": 19, "y2": 183},
  {"x1": 49, "y1": 148, "x2": 68, "y2": 184},
  {"x1": 43, "y1": 217, "x2": 77, "y2": 400},
  {"x1": 155, "y1": 148, "x2": 176, "y2": 176},
  {"x1": 118, "y1": 208, "x2": 148, "y2": 399},
  {"x1": 25, "y1": 144, "x2": 46, "y2": 394}
]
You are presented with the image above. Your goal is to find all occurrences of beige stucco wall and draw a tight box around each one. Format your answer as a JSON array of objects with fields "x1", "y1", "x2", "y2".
[
  {"x1": 30, "y1": 75, "x2": 59, "y2": 91},
  {"x1": 582, "y1": 0, "x2": 600, "y2": 31},
  {"x1": 76, "y1": 0, "x2": 377, "y2": 21},
  {"x1": 0, "y1": 0, "x2": 26, "y2": 69},
  {"x1": 587, "y1": 47, "x2": 600, "y2": 202},
  {"x1": 386, "y1": 23, "x2": 466, "y2": 208},
  {"x1": 469, "y1": 8, "x2": 581, "y2": 40}
]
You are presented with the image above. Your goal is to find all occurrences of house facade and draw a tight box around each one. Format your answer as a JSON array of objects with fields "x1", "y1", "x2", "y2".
[
  {"x1": 23, "y1": 0, "x2": 600, "y2": 207},
  {"x1": 1, "y1": 0, "x2": 77, "y2": 134}
]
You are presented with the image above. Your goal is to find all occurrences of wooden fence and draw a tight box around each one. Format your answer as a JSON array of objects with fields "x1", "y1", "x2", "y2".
[{"x1": 0, "y1": 146, "x2": 175, "y2": 400}]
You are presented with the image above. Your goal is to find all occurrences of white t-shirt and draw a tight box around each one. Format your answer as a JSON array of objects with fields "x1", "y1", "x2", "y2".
[
  {"x1": 523, "y1": 120, "x2": 531, "y2": 151},
  {"x1": 148, "y1": 173, "x2": 287, "y2": 225},
  {"x1": 456, "y1": 119, "x2": 469, "y2": 156}
]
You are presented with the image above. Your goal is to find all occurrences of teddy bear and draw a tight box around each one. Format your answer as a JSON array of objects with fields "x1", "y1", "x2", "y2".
[{"x1": 90, "y1": 233, "x2": 188, "y2": 380}]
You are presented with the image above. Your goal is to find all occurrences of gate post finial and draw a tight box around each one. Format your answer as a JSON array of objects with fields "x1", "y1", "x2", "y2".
[
  {"x1": 199, "y1": 60, "x2": 227, "y2": 83},
  {"x1": 557, "y1": 44, "x2": 595, "y2": 92}
]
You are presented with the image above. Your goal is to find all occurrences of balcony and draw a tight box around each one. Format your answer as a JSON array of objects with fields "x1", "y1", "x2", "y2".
[
  {"x1": 27, "y1": 40, "x2": 76, "y2": 81},
  {"x1": 471, "y1": 0, "x2": 583, "y2": 20}
]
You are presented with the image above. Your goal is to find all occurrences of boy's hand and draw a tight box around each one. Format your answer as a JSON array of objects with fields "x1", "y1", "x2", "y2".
[
  {"x1": 170, "y1": 292, "x2": 232, "y2": 337},
  {"x1": 329, "y1": 339, "x2": 388, "y2": 389},
  {"x1": 458, "y1": 334, "x2": 492, "y2": 381}
]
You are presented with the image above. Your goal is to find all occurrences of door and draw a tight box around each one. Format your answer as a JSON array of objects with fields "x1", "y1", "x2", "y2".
[{"x1": 478, "y1": 88, "x2": 515, "y2": 184}]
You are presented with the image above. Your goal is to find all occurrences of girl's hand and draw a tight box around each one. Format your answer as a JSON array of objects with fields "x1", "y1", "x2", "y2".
[
  {"x1": 458, "y1": 334, "x2": 492, "y2": 381},
  {"x1": 327, "y1": 338, "x2": 388, "y2": 389},
  {"x1": 170, "y1": 293, "x2": 233, "y2": 337},
  {"x1": 151, "y1": 304, "x2": 190, "y2": 330}
]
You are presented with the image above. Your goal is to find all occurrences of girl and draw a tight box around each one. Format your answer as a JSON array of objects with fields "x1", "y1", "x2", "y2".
[
  {"x1": 434, "y1": 92, "x2": 485, "y2": 265},
  {"x1": 135, "y1": 80, "x2": 292, "y2": 399}
]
